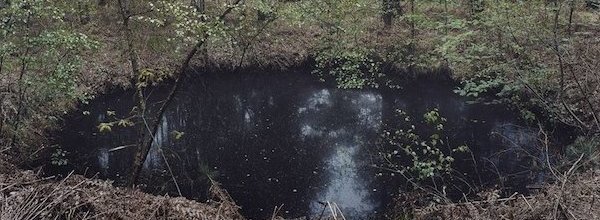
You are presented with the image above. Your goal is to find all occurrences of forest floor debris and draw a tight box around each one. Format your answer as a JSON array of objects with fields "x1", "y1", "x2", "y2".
[
  {"x1": 0, "y1": 154, "x2": 243, "y2": 220},
  {"x1": 413, "y1": 170, "x2": 600, "y2": 220}
]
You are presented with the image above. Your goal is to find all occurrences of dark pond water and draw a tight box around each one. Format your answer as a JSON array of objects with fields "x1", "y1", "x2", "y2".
[{"x1": 56, "y1": 70, "x2": 552, "y2": 219}]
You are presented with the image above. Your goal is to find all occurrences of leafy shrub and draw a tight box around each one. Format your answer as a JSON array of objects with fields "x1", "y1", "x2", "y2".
[{"x1": 378, "y1": 108, "x2": 469, "y2": 180}]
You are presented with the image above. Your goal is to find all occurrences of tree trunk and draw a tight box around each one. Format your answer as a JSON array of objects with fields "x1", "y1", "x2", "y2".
[
  {"x1": 117, "y1": 0, "x2": 151, "y2": 187},
  {"x1": 10, "y1": 49, "x2": 29, "y2": 148},
  {"x1": 568, "y1": 0, "x2": 576, "y2": 34},
  {"x1": 382, "y1": 0, "x2": 402, "y2": 27}
]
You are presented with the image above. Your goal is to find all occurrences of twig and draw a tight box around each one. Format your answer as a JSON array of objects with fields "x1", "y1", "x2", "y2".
[
  {"x1": 270, "y1": 204, "x2": 284, "y2": 220},
  {"x1": 539, "y1": 124, "x2": 559, "y2": 180},
  {"x1": 554, "y1": 153, "x2": 584, "y2": 219},
  {"x1": 0, "y1": 176, "x2": 56, "y2": 192},
  {"x1": 333, "y1": 203, "x2": 347, "y2": 220},
  {"x1": 450, "y1": 194, "x2": 535, "y2": 206},
  {"x1": 0, "y1": 147, "x2": 10, "y2": 153},
  {"x1": 327, "y1": 201, "x2": 337, "y2": 220},
  {"x1": 158, "y1": 146, "x2": 182, "y2": 197},
  {"x1": 521, "y1": 194, "x2": 534, "y2": 212},
  {"x1": 108, "y1": 144, "x2": 136, "y2": 152},
  {"x1": 317, "y1": 201, "x2": 328, "y2": 220}
]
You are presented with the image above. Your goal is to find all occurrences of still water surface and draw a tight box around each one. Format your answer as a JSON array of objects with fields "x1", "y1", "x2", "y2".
[{"x1": 58, "y1": 71, "x2": 545, "y2": 219}]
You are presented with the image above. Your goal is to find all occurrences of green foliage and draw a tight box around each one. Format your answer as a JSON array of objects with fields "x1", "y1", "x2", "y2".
[
  {"x1": 279, "y1": 0, "x2": 384, "y2": 88},
  {"x1": 51, "y1": 147, "x2": 69, "y2": 166},
  {"x1": 255, "y1": 0, "x2": 277, "y2": 20},
  {"x1": 117, "y1": 119, "x2": 135, "y2": 128},
  {"x1": 134, "y1": 0, "x2": 275, "y2": 58},
  {"x1": 96, "y1": 110, "x2": 134, "y2": 133},
  {"x1": 430, "y1": 1, "x2": 570, "y2": 124},
  {"x1": 0, "y1": 0, "x2": 99, "y2": 155},
  {"x1": 135, "y1": 1, "x2": 212, "y2": 53},
  {"x1": 453, "y1": 76, "x2": 516, "y2": 102},
  {"x1": 313, "y1": 47, "x2": 382, "y2": 89},
  {"x1": 137, "y1": 68, "x2": 170, "y2": 88},
  {"x1": 171, "y1": 130, "x2": 185, "y2": 140},
  {"x1": 98, "y1": 123, "x2": 113, "y2": 133},
  {"x1": 280, "y1": 0, "x2": 379, "y2": 29},
  {"x1": 379, "y1": 108, "x2": 468, "y2": 180}
]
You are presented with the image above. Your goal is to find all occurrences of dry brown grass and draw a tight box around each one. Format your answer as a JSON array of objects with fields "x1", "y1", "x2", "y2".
[
  {"x1": 413, "y1": 169, "x2": 600, "y2": 220},
  {"x1": 0, "y1": 154, "x2": 243, "y2": 220}
]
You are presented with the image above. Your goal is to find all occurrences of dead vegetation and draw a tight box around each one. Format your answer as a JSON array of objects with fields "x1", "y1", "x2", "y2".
[
  {"x1": 0, "y1": 154, "x2": 243, "y2": 220},
  {"x1": 413, "y1": 169, "x2": 600, "y2": 220}
]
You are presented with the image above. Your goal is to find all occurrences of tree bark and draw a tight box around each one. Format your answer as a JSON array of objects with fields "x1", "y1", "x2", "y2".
[{"x1": 117, "y1": 0, "x2": 152, "y2": 187}]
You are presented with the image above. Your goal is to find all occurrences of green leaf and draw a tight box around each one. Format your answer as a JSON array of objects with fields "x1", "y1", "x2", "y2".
[
  {"x1": 171, "y1": 130, "x2": 185, "y2": 140},
  {"x1": 98, "y1": 123, "x2": 112, "y2": 133}
]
